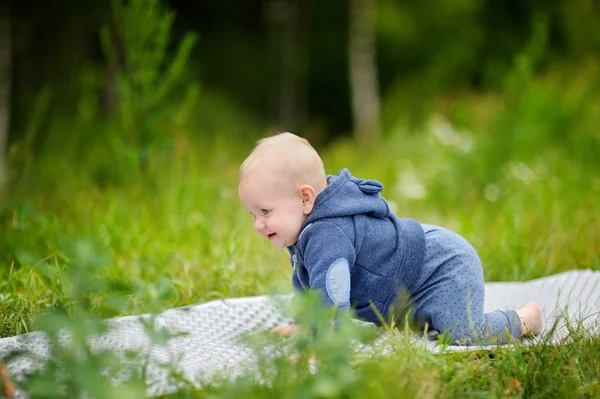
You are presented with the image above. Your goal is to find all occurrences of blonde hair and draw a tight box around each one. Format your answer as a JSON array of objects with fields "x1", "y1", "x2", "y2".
[{"x1": 240, "y1": 132, "x2": 327, "y2": 191}]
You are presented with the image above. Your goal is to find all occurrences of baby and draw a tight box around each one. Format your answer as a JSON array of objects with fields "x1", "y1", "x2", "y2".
[{"x1": 238, "y1": 132, "x2": 543, "y2": 344}]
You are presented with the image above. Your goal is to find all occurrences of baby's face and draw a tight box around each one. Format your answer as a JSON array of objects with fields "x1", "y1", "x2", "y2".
[{"x1": 238, "y1": 170, "x2": 307, "y2": 248}]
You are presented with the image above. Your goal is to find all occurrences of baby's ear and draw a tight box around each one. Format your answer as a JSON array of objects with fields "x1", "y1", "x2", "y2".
[{"x1": 298, "y1": 185, "x2": 316, "y2": 214}]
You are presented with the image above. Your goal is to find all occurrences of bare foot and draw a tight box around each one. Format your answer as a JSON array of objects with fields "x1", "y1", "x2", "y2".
[
  {"x1": 516, "y1": 301, "x2": 543, "y2": 336},
  {"x1": 270, "y1": 324, "x2": 301, "y2": 338}
]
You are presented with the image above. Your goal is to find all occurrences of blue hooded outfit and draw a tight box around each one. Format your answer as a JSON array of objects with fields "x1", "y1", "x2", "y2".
[{"x1": 287, "y1": 168, "x2": 521, "y2": 344}]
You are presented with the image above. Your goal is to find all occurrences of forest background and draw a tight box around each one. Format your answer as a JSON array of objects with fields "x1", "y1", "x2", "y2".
[{"x1": 0, "y1": 0, "x2": 599, "y2": 397}]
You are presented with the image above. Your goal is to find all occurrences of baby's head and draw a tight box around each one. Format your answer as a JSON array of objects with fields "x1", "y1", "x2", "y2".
[{"x1": 238, "y1": 132, "x2": 327, "y2": 248}]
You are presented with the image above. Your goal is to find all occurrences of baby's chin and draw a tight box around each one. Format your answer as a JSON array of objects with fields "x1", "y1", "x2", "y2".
[
  {"x1": 270, "y1": 237, "x2": 298, "y2": 249},
  {"x1": 271, "y1": 240, "x2": 288, "y2": 249}
]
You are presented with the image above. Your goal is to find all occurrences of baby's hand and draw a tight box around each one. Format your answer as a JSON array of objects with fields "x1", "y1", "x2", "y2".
[
  {"x1": 270, "y1": 325, "x2": 317, "y2": 367},
  {"x1": 288, "y1": 351, "x2": 317, "y2": 366},
  {"x1": 270, "y1": 324, "x2": 300, "y2": 338}
]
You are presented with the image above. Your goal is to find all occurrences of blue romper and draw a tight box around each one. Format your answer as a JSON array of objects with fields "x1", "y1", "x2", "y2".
[{"x1": 287, "y1": 169, "x2": 520, "y2": 344}]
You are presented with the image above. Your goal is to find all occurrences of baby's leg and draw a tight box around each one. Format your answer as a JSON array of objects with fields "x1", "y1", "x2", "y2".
[
  {"x1": 411, "y1": 275, "x2": 521, "y2": 344},
  {"x1": 410, "y1": 225, "x2": 524, "y2": 344}
]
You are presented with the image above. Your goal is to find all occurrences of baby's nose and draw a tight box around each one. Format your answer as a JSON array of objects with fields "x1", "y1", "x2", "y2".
[{"x1": 254, "y1": 218, "x2": 265, "y2": 232}]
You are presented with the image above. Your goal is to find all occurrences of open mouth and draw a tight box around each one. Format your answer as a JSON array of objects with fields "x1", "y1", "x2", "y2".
[{"x1": 267, "y1": 233, "x2": 277, "y2": 240}]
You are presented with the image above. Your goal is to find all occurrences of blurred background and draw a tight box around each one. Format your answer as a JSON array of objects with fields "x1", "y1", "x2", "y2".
[
  {"x1": 4, "y1": 0, "x2": 600, "y2": 147},
  {"x1": 0, "y1": 0, "x2": 599, "y2": 335}
]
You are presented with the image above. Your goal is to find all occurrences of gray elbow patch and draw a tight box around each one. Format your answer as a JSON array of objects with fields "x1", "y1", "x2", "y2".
[{"x1": 325, "y1": 258, "x2": 350, "y2": 307}]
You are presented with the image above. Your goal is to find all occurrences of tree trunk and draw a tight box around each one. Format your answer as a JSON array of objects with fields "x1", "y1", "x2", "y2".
[
  {"x1": 0, "y1": 3, "x2": 11, "y2": 186},
  {"x1": 348, "y1": 0, "x2": 380, "y2": 144},
  {"x1": 266, "y1": 0, "x2": 311, "y2": 132}
]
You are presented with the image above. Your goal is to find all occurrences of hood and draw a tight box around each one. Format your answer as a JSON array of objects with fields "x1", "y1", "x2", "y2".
[{"x1": 304, "y1": 168, "x2": 390, "y2": 225}]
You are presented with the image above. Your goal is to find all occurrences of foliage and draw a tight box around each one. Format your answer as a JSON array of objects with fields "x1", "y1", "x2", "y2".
[
  {"x1": 100, "y1": 0, "x2": 198, "y2": 165},
  {"x1": 10, "y1": 0, "x2": 600, "y2": 140}
]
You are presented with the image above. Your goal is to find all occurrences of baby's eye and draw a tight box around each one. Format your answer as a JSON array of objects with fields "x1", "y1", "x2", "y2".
[{"x1": 261, "y1": 209, "x2": 271, "y2": 216}]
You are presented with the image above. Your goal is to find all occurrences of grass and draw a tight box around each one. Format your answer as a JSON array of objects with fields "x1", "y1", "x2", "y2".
[{"x1": 1, "y1": 61, "x2": 600, "y2": 397}]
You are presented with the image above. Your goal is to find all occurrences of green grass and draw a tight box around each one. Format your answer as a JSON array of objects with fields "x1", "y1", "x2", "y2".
[
  {"x1": 205, "y1": 329, "x2": 600, "y2": 399},
  {"x1": 1, "y1": 64, "x2": 600, "y2": 397}
]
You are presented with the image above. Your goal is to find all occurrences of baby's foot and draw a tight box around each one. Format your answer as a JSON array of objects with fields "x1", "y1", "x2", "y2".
[{"x1": 516, "y1": 301, "x2": 543, "y2": 336}]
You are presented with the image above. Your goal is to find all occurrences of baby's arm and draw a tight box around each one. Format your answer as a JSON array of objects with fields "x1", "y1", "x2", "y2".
[
  {"x1": 297, "y1": 221, "x2": 357, "y2": 310},
  {"x1": 270, "y1": 252, "x2": 304, "y2": 338},
  {"x1": 271, "y1": 222, "x2": 356, "y2": 337}
]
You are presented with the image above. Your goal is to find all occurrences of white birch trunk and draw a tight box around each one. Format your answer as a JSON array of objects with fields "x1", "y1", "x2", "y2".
[
  {"x1": 266, "y1": 0, "x2": 310, "y2": 132},
  {"x1": 348, "y1": 0, "x2": 380, "y2": 144}
]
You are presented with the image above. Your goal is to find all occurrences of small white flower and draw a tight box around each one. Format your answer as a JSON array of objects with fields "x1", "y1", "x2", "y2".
[
  {"x1": 395, "y1": 170, "x2": 427, "y2": 199},
  {"x1": 430, "y1": 114, "x2": 473, "y2": 154},
  {"x1": 484, "y1": 184, "x2": 500, "y2": 202},
  {"x1": 431, "y1": 115, "x2": 459, "y2": 147},
  {"x1": 507, "y1": 162, "x2": 536, "y2": 185}
]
